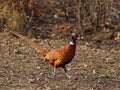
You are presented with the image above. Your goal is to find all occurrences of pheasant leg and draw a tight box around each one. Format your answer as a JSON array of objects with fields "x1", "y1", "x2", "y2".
[
  {"x1": 53, "y1": 67, "x2": 56, "y2": 78},
  {"x1": 62, "y1": 66, "x2": 72, "y2": 79}
]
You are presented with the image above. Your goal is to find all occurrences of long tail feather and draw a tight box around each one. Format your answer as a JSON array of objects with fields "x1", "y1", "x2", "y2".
[{"x1": 10, "y1": 31, "x2": 48, "y2": 57}]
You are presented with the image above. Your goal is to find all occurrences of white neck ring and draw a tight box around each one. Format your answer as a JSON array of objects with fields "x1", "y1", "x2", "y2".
[{"x1": 70, "y1": 41, "x2": 75, "y2": 45}]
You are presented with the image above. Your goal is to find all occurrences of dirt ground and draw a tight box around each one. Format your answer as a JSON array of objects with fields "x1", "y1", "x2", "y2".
[{"x1": 0, "y1": 32, "x2": 120, "y2": 90}]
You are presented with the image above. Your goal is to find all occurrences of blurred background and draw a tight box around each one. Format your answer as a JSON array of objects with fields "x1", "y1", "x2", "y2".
[{"x1": 0, "y1": 0, "x2": 120, "y2": 41}]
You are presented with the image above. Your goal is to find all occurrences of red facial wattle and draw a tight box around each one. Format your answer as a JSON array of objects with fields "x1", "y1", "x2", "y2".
[{"x1": 73, "y1": 35, "x2": 78, "y2": 40}]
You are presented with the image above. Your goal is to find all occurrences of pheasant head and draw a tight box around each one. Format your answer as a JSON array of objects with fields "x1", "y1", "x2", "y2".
[{"x1": 69, "y1": 33, "x2": 78, "y2": 45}]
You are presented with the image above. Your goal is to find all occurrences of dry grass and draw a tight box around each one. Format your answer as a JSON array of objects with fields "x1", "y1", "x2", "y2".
[{"x1": 0, "y1": 1, "x2": 28, "y2": 33}]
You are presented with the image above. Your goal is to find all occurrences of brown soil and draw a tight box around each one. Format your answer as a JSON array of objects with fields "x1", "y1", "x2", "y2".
[{"x1": 0, "y1": 32, "x2": 120, "y2": 90}]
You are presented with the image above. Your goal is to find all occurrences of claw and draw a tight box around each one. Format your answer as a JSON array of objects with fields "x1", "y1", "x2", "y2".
[{"x1": 65, "y1": 72, "x2": 72, "y2": 79}]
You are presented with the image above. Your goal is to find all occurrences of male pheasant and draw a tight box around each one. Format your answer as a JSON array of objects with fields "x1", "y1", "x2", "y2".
[{"x1": 10, "y1": 31, "x2": 78, "y2": 79}]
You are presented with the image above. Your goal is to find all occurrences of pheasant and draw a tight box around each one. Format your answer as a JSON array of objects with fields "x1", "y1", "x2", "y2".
[{"x1": 10, "y1": 31, "x2": 78, "y2": 79}]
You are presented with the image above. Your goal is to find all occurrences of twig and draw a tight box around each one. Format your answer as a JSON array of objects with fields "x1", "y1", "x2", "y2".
[{"x1": 111, "y1": 7, "x2": 120, "y2": 14}]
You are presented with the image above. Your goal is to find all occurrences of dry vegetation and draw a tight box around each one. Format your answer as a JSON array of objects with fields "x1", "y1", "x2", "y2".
[
  {"x1": 0, "y1": 0, "x2": 120, "y2": 39},
  {"x1": 0, "y1": 0, "x2": 120, "y2": 90}
]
